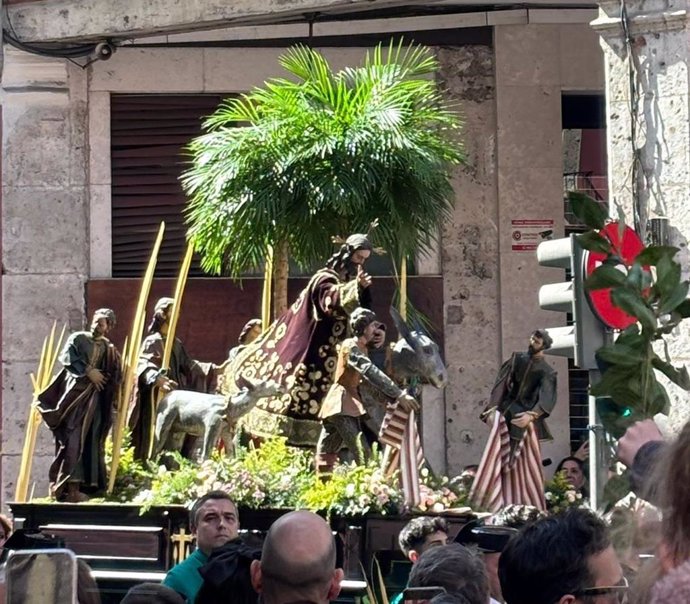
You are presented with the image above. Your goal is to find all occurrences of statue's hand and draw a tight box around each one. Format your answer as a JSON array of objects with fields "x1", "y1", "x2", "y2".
[
  {"x1": 155, "y1": 375, "x2": 178, "y2": 393},
  {"x1": 510, "y1": 412, "x2": 534, "y2": 429},
  {"x1": 86, "y1": 367, "x2": 107, "y2": 391},
  {"x1": 479, "y1": 407, "x2": 495, "y2": 424},
  {"x1": 357, "y1": 265, "x2": 372, "y2": 289},
  {"x1": 397, "y1": 393, "x2": 419, "y2": 413}
]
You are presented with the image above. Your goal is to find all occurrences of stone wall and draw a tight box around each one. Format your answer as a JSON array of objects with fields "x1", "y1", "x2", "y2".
[
  {"x1": 1, "y1": 49, "x2": 91, "y2": 505},
  {"x1": 437, "y1": 44, "x2": 501, "y2": 475},
  {"x1": 441, "y1": 23, "x2": 605, "y2": 475},
  {"x1": 593, "y1": 1, "x2": 690, "y2": 433}
]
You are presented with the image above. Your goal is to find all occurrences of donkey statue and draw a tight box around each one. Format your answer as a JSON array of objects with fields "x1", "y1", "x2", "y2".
[
  {"x1": 360, "y1": 306, "x2": 448, "y2": 436},
  {"x1": 152, "y1": 378, "x2": 283, "y2": 461}
]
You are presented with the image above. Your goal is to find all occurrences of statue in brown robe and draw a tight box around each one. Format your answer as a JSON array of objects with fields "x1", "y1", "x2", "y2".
[
  {"x1": 37, "y1": 309, "x2": 122, "y2": 502},
  {"x1": 129, "y1": 297, "x2": 224, "y2": 461}
]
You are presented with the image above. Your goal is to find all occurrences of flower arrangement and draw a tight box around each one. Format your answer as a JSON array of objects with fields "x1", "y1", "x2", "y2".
[
  {"x1": 134, "y1": 437, "x2": 314, "y2": 512},
  {"x1": 300, "y1": 450, "x2": 402, "y2": 517},
  {"x1": 416, "y1": 468, "x2": 467, "y2": 513},
  {"x1": 544, "y1": 470, "x2": 586, "y2": 514},
  {"x1": 110, "y1": 437, "x2": 469, "y2": 516}
]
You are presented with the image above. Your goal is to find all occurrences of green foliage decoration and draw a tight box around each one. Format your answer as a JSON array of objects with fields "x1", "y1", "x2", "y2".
[
  {"x1": 182, "y1": 40, "x2": 464, "y2": 277},
  {"x1": 300, "y1": 450, "x2": 402, "y2": 517},
  {"x1": 569, "y1": 192, "x2": 690, "y2": 438},
  {"x1": 105, "y1": 437, "x2": 470, "y2": 516}
]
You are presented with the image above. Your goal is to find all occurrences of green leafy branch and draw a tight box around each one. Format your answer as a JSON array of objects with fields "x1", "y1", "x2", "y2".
[{"x1": 570, "y1": 192, "x2": 690, "y2": 437}]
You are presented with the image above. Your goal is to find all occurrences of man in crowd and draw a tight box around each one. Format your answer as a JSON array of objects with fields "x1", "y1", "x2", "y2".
[
  {"x1": 163, "y1": 491, "x2": 239, "y2": 603},
  {"x1": 37, "y1": 308, "x2": 121, "y2": 502},
  {"x1": 399, "y1": 516, "x2": 450, "y2": 564},
  {"x1": 389, "y1": 517, "x2": 450, "y2": 604},
  {"x1": 456, "y1": 505, "x2": 545, "y2": 604},
  {"x1": 407, "y1": 543, "x2": 490, "y2": 604},
  {"x1": 498, "y1": 508, "x2": 628, "y2": 604},
  {"x1": 121, "y1": 584, "x2": 183, "y2": 604},
  {"x1": 250, "y1": 510, "x2": 344, "y2": 604}
]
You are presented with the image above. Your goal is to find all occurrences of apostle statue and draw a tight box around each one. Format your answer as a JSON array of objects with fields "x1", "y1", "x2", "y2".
[
  {"x1": 470, "y1": 329, "x2": 557, "y2": 511},
  {"x1": 129, "y1": 297, "x2": 226, "y2": 461},
  {"x1": 316, "y1": 307, "x2": 418, "y2": 473},
  {"x1": 37, "y1": 309, "x2": 122, "y2": 502}
]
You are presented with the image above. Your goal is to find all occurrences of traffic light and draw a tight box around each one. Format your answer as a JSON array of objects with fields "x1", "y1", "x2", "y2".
[{"x1": 536, "y1": 234, "x2": 606, "y2": 370}]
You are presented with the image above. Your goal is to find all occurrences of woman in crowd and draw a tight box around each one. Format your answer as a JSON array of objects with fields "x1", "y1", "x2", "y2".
[{"x1": 555, "y1": 456, "x2": 588, "y2": 497}]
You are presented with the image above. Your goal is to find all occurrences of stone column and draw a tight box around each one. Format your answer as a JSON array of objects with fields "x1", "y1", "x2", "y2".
[
  {"x1": 592, "y1": 1, "x2": 690, "y2": 427},
  {"x1": 1, "y1": 48, "x2": 90, "y2": 505},
  {"x1": 437, "y1": 43, "x2": 502, "y2": 476}
]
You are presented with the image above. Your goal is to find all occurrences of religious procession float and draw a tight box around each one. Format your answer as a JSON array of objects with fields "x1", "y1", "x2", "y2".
[{"x1": 10, "y1": 40, "x2": 690, "y2": 602}]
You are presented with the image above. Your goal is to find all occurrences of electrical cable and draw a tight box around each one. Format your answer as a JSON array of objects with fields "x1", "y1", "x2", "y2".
[{"x1": 3, "y1": 6, "x2": 99, "y2": 59}]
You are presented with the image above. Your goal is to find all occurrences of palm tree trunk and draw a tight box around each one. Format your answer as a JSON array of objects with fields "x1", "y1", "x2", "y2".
[{"x1": 273, "y1": 239, "x2": 289, "y2": 317}]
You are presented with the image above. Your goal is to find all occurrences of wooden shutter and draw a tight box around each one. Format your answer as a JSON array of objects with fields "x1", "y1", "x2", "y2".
[{"x1": 110, "y1": 94, "x2": 230, "y2": 277}]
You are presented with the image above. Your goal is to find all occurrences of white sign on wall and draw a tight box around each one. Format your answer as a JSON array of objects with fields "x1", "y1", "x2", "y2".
[{"x1": 511, "y1": 219, "x2": 554, "y2": 252}]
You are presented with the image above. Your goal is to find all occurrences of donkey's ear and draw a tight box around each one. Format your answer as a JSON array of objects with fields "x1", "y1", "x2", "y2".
[{"x1": 389, "y1": 306, "x2": 415, "y2": 348}]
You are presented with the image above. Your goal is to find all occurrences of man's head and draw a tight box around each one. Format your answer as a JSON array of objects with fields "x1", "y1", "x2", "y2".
[
  {"x1": 91, "y1": 308, "x2": 116, "y2": 338},
  {"x1": 326, "y1": 233, "x2": 373, "y2": 279},
  {"x1": 499, "y1": 508, "x2": 626, "y2": 604},
  {"x1": 121, "y1": 583, "x2": 184, "y2": 604},
  {"x1": 148, "y1": 297, "x2": 175, "y2": 334},
  {"x1": 399, "y1": 516, "x2": 450, "y2": 563},
  {"x1": 190, "y1": 491, "x2": 239, "y2": 555},
  {"x1": 238, "y1": 318, "x2": 263, "y2": 345},
  {"x1": 349, "y1": 308, "x2": 378, "y2": 340},
  {"x1": 458, "y1": 507, "x2": 545, "y2": 604},
  {"x1": 408, "y1": 543, "x2": 489, "y2": 604},
  {"x1": 528, "y1": 329, "x2": 553, "y2": 356},
  {"x1": 251, "y1": 510, "x2": 343, "y2": 604}
]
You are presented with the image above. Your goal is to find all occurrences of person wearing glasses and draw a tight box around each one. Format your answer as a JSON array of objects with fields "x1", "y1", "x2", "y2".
[{"x1": 498, "y1": 508, "x2": 628, "y2": 604}]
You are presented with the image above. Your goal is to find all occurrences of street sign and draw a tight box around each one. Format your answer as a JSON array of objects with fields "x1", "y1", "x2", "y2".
[{"x1": 585, "y1": 223, "x2": 645, "y2": 329}]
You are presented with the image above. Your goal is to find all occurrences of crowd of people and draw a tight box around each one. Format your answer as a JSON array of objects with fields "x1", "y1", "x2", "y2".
[{"x1": 100, "y1": 414, "x2": 676, "y2": 604}]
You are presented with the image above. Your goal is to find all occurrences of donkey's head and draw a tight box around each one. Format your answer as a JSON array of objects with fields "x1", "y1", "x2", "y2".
[{"x1": 389, "y1": 307, "x2": 448, "y2": 388}]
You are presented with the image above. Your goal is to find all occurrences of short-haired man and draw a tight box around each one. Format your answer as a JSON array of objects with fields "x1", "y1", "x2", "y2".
[
  {"x1": 408, "y1": 543, "x2": 490, "y2": 604},
  {"x1": 121, "y1": 583, "x2": 184, "y2": 604},
  {"x1": 250, "y1": 510, "x2": 344, "y2": 604},
  {"x1": 390, "y1": 517, "x2": 450, "y2": 604},
  {"x1": 498, "y1": 508, "x2": 628, "y2": 604},
  {"x1": 399, "y1": 516, "x2": 450, "y2": 563},
  {"x1": 163, "y1": 491, "x2": 239, "y2": 603}
]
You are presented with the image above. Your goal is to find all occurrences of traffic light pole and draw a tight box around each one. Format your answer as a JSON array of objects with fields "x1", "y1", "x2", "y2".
[
  {"x1": 537, "y1": 234, "x2": 610, "y2": 510},
  {"x1": 587, "y1": 368, "x2": 605, "y2": 510}
]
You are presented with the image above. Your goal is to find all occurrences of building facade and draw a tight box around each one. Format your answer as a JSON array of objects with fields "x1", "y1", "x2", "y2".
[{"x1": 1, "y1": 0, "x2": 605, "y2": 505}]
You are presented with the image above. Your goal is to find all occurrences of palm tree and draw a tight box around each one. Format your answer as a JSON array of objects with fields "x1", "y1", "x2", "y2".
[{"x1": 182, "y1": 40, "x2": 464, "y2": 315}]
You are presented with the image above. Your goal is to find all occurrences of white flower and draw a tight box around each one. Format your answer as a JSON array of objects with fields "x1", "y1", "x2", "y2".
[
  {"x1": 344, "y1": 483, "x2": 356, "y2": 497},
  {"x1": 545, "y1": 492, "x2": 553, "y2": 501},
  {"x1": 566, "y1": 491, "x2": 576, "y2": 503},
  {"x1": 432, "y1": 502, "x2": 445, "y2": 513}
]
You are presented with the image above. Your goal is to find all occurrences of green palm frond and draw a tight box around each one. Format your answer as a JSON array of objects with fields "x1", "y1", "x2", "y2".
[{"x1": 182, "y1": 39, "x2": 464, "y2": 277}]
